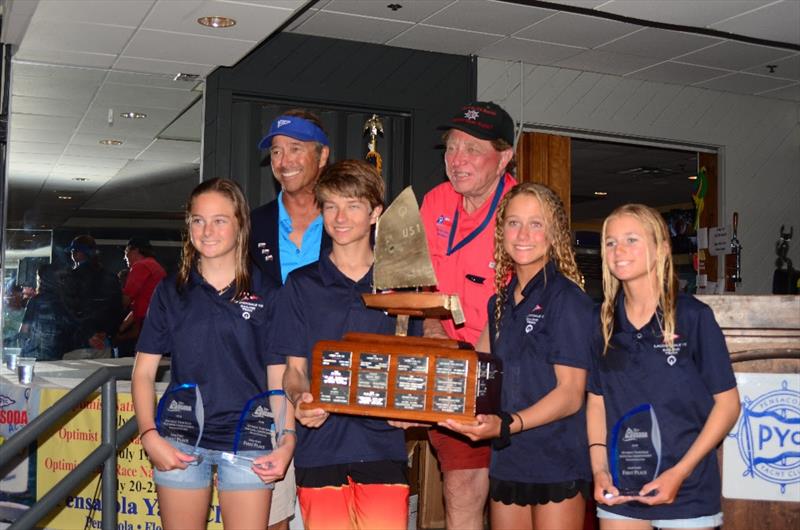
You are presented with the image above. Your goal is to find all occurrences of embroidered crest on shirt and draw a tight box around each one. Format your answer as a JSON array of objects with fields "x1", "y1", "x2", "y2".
[
  {"x1": 236, "y1": 294, "x2": 264, "y2": 320},
  {"x1": 525, "y1": 304, "x2": 544, "y2": 333},
  {"x1": 653, "y1": 333, "x2": 687, "y2": 366}
]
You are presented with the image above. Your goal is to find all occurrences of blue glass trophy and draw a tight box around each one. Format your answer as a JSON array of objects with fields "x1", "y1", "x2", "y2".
[
  {"x1": 221, "y1": 389, "x2": 287, "y2": 469},
  {"x1": 156, "y1": 383, "x2": 204, "y2": 465},
  {"x1": 609, "y1": 403, "x2": 662, "y2": 496}
]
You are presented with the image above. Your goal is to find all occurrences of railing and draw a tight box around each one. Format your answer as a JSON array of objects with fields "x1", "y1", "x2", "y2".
[{"x1": 0, "y1": 365, "x2": 137, "y2": 530}]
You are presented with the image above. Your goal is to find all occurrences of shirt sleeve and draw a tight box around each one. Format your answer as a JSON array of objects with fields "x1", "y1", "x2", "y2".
[
  {"x1": 545, "y1": 285, "x2": 593, "y2": 371},
  {"x1": 123, "y1": 262, "x2": 147, "y2": 299},
  {"x1": 135, "y1": 281, "x2": 171, "y2": 355},
  {"x1": 694, "y1": 304, "x2": 737, "y2": 395},
  {"x1": 268, "y1": 275, "x2": 310, "y2": 362}
]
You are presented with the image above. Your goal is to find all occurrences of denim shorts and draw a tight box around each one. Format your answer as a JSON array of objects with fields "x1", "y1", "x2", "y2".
[
  {"x1": 597, "y1": 507, "x2": 723, "y2": 529},
  {"x1": 153, "y1": 440, "x2": 273, "y2": 492}
]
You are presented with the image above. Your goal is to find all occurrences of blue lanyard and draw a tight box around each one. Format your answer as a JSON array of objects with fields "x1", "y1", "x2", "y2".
[{"x1": 446, "y1": 177, "x2": 506, "y2": 256}]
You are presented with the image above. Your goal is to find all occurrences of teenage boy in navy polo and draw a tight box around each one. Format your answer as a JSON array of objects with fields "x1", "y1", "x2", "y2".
[
  {"x1": 251, "y1": 109, "x2": 332, "y2": 288},
  {"x1": 271, "y1": 160, "x2": 416, "y2": 530}
]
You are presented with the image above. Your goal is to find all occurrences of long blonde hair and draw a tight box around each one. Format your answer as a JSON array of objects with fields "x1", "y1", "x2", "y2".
[
  {"x1": 177, "y1": 178, "x2": 251, "y2": 300},
  {"x1": 492, "y1": 182, "x2": 583, "y2": 332},
  {"x1": 600, "y1": 204, "x2": 677, "y2": 354}
]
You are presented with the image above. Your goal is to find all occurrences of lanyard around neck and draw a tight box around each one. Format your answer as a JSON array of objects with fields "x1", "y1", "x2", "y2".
[{"x1": 446, "y1": 177, "x2": 506, "y2": 256}]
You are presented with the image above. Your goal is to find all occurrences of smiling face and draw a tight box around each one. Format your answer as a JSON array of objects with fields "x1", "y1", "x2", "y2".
[
  {"x1": 502, "y1": 193, "x2": 550, "y2": 279},
  {"x1": 604, "y1": 214, "x2": 660, "y2": 284},
  {"x1": 444, "y1": 129, "x2": 512, "y2": 208},
  {"x1": 189, "y1": 191, "x2": 239, "y2": 262},
  {"x1": 320, "y1": 192, "x2": 382, "y2": 249},
  {"x1": 269, "y1": 135, "x2": 329, "y2": 195}
]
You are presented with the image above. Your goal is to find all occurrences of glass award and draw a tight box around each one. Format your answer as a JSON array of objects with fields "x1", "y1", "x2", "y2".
[
  {"x1": 609, "y1": 403, "x2": 662, "y2": 496},
  {"x1": 221, "y1": 390, "x2": 287, "y2": 469},
  {"x1": 156, "y1": 383, "x2": 204, "y2": 465}
]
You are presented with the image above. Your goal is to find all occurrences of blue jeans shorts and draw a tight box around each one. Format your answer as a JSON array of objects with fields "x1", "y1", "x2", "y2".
[
  {"x1": 153, "y1": 440, "x2": 273, "y2": 492},
  {"x1": 597, "y1": 507, "x2": 723, "y2": 529}
]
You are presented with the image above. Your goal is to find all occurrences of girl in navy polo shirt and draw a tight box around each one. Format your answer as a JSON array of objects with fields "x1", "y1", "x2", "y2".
[
  {"x1": 442, "y1": 182, "x2": 593, "y2": 530},
  {"x1": 132, "y1": 178, "x2": 294, "y2": 530},
  {"x1": 588, "y1": 203, "x2": 740, "y2": 530}
]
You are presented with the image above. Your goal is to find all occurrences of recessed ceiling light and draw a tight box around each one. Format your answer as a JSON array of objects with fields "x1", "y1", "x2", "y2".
[
  {"x1": 99, "y1": 139, "x2": 123, "y2": 146},
  {"x1": 197, "y1": 16, "x2": 236, "y2": 28},
  {"x1": 688, "y1": 175, "x2": 698, "y2": 180},
  {"x1": 594, "y1": 191, "x2": 608, "y2": 196},
  {"x1": 120, "y1": 111, "x2": 147, "y2": 119},
  {"x1": 58, "y1": 195, "x2": 73, "y2": 200},
  {"x1": 387, "y1": 3, "x2": 403, "y2": 10},
  {"x1": 72, "y1": 177, "x2": 89, "y2": 182}
]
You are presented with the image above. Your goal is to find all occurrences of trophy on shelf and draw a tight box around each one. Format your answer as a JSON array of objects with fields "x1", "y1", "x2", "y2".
[
  {"x1": 304, "y1": 187, "x2": 502, "y2": 423},
  {"x1": 363, "y1": 114, "x2": 384, "y2": 174}
]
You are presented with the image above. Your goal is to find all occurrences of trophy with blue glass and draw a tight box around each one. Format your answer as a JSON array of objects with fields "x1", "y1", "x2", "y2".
[
  {"x1": 221, "y1": 390, "x2": 287, "y2": 469},
  {"x1": 156, "y1": 383, "x2": 204, "y2": 465},
  {"x1": 609, "y1": 403, "x2": 662, "y2": 496}
]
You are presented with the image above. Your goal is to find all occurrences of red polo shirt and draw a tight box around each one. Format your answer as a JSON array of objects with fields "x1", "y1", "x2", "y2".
[{"x1": 124, "y1": 257, "x2": 166, "y2": 323}]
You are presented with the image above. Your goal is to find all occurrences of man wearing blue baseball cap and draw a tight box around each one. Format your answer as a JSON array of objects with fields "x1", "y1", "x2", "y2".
[{"x1": 250, "y1": 109, "x2": 332, "y2": 288}]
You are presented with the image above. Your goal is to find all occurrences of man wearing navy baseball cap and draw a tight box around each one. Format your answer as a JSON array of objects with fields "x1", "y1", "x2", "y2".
[
  {"x1": 419, "y1": 100, "x2": 517, "y2": 529},
  {"x1": 250, "y1": 110, "x2": 332, "y2": 289}
]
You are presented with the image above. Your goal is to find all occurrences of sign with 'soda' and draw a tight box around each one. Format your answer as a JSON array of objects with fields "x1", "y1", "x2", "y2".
[{"x1": 723, "y1": 372, "x2": 800, "y2": 502}]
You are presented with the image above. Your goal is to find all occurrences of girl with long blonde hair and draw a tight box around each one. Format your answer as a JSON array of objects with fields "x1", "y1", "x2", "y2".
[
  {"x1": 441, "y1": 182, "x2": 593, "y2": 530},
  {"x1": 587, "y1": 204, "x2": 740, "y2": 530}
]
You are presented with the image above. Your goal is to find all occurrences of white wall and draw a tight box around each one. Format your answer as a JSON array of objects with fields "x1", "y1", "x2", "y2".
[{"x1": 478, "y1": 58, "x2": 800, "y2": 294}]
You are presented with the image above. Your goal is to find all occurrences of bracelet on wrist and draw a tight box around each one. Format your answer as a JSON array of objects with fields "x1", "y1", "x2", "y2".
[
  {"x1": 492, "y1": 412, "x2": 513, "y2": 450},
  {"x1": 279, "y1": 428, "x2": 297, "y2": 439},
  {"x1": 589, "y1": 442, "x2": 607, "y2": 449},
  {"x1": 512, "y1": 412, "x2": 524, "y2": 433},
  {"x1": 139, "y1": 427, "x2": 158, "y2": 440}
]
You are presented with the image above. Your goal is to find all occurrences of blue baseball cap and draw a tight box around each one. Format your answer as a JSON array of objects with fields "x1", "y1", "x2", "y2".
[{"x1": 258, "y1": 115, "x2": 330, "y2": 149}]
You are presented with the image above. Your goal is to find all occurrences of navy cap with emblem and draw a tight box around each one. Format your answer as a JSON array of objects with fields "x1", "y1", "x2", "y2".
[
  {"x1": 258, "y1": 115, "x2": 330, "y2": 149},
  {"x1": 439, "y1": 101, "x2": 515, "y2": 145}
]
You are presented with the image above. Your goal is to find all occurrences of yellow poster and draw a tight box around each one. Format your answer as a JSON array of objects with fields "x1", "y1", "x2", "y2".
[{"x1": 36, "y1": 388, "x2": 223, "y2": 530}]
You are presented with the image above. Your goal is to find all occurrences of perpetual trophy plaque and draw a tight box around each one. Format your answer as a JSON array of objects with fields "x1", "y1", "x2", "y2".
[{"x1": 307, "y1": 333, "x2": 501, "y2": 422}]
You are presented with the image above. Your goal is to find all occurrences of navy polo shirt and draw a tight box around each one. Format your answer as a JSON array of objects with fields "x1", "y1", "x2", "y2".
[
  {"x1": 137, "y1": 267, "x2": 277, "y2": 451},
  {"x1": 488, "y1": 262, "x2": 593, "y2": 484},
  {"x1": 588, "y1": 292, "x2": 737, "y2": 520},
  {"x1": 270, "y1": 252, "x2": 421, "y2": 469}
]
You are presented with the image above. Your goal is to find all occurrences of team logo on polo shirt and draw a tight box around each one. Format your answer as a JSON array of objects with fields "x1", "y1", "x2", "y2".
[
  {"x1": 728, "y1": 379, "x2": 800, "y2": 493},
  {"x1": 525, "y1": 304, "x2": 544, "y2": 333},
  {"x1": 654, "y1": 334, "x2": 687, "y2": 366},
  {"x1": 237, "y1": 293, "x2": 264, "y2": 320}
]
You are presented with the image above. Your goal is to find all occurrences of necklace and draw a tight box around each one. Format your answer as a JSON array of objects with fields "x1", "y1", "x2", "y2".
[
  {"x1": 216, "y1": 280, "x2": 234, "y2": 295},
  {"x1": 198, "y1": 262, "x2": 234, "y2": 295}
]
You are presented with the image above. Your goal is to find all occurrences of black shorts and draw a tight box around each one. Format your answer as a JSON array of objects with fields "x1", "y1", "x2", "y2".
[
  {"x1": 490, "y1": 477, "x2": 591, "y2": 506},
  {"x1": 296, "y1": 460, "x2": 408, "y2": 488}
]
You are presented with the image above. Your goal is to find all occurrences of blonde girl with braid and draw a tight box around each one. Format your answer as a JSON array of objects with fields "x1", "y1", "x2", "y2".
[
  {"x1": 441, "y1": 182, "x2": 594, "y2": 530},
  {"x1": 587, "y1": 204, "x2": 739, "y2": 530}
]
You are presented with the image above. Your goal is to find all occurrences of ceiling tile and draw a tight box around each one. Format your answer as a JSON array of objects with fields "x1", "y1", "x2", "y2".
[
  {"x1": 424, "y1": 0, "x2": 553, "y2": 35},
  {"x1": 515, "y1": 12, "x2": 639, "y2": 48},
  {"x1": 51, "y1": 165, "x2": 121, "y2": 178},
  {"x1": 479, "y1": 38, "x2": 583, "y2": 65},
  {"x1": 142, "y1": 0, "x2": 296, "y2": 41},
  {"x1": 598, "y1": 0, "x2": 772, "y2": 27},
  {"x1": 745, "y1": 52, "x2": 800, "y2": 80},
  {"x1": 11, "y1": 113, "x2": 81, "y2": 132},
  {"x1": 9, "y1": 127, "x2": 74, "y2": 144},
  {"x1": 8, "y1": 163, "x2": 55, "y2": 177},
  {"x1": 285, "y1": 7, "x2": 318, "y2": 31},
  {"x1": 63, "y1": 143, "x2": 144, "y2": 160},
  {"x1": 710, "y1": 0, "x2": 800, "y2": 45},
  {"x1": 71, "y1": 133, "x2": 154, "y2": 150},
  {"x1": 598, "y1": 28, "x2": 721, "y2": 60},
  {"x1": 58, "y1": 156, "x2": 130, "y2": 170},
  {"x1": 123, "y1": 29, "x2": 256, "y2": 66},
  {"x1": 33, "y1": 0, "x2": 155, "y2": 26},
  {"x1": 555, "y1": 50, "x2": 659, "y2": 76},
  {"x1": 78, "y1": 104, "x2": 176, "y2": 137},
  {"x1": 696, "y1": 72, "x2": 796, "y2": 94},
  {"x1": 10, "y1": 141, "x2": 66, "y2": 155},
  {"x1": 627, "y1": 61, "x2": 731, "y2": 85},
  {"x1": 105, "y1": 71, "x2": 198, "y2": 89},
  {"x1": 10, "y1": 96, "x2": 89, "y2": 118},
  {"x1": 757, "y1": 82, "x2": 800, "y2": 101},
  {"x1": 11, "y1": 63, "x2": 107, "y2": 83},
  {"x1": 389, "y1": 25, "x2": 502, "y2": 55},
  {"x1": 113, "y1": 56, "x2": 216, "y2": 77},
  {"x1": 13, "y1": 48, "x2": 118, "y2": 69},
  {"x1": 321, "y1": 0, "x2": 452, "y2": 22},
  {"x1": 292, "y1": 11, "x2": 413, "y2": 44},
  {"x1": 93, "y1": 83, "x2": 199, "y2": 111},
  {"x1": 9, "y1": 154, "x2": 62, "y2": 167},
  {"x1": 679, "y1": 41, "x2": 792, "y2": 71},
  {"x1": 160, "y1": 101, "x2": 203, "y2": 141},
  {"x1": 137, "y1": 139, "x2": 201, "y2": 163},
  {"x1": 12, "y1": 74, "x2": 103, "y2": 103},
  {"x1": 20, "y1": 19, "x2": 136, "y2": 55}
]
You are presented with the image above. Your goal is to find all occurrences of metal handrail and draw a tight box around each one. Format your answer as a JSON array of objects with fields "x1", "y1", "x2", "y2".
[{"x1": 0, "y1": 365, "x2": 137, "y2": 530}]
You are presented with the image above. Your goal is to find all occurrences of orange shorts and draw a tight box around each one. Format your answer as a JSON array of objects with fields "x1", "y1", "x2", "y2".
[{"x1": 428, "y1": 427, "x2": 491, "y2": 472}]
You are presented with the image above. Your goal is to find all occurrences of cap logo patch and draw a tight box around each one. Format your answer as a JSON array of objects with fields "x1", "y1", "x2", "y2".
[
  {"x1": 464, "y1": 109, "x2": 480, "y2": 120},
  {"x1": 276, "y1": 119, "x2": 291, "y2": 128}
]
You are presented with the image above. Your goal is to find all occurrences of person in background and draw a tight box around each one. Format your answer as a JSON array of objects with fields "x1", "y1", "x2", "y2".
[
  {"x1": 440, "y1": 183, "x2": 593, "y2": 530},
  {"x1": 19, "y1": 264, "x2": 73, "y2": 360},
  {"x1": 419, "y1": 101, "x2": 517, "y2": 529},
  {"x1": 132, "y1": 178, "x2": 293, "y2": 530},
  {"x1": 118, "y1": 238, "x2": 167, "y2": 353},
  {"x1": 61, "y1": 235, "x2": 123, "y2": 358},
  {"x1": 588, "y1": 203, "x2": 740, "y2": 530}
]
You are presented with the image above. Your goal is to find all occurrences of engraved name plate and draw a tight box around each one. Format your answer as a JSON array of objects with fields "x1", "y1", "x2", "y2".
[
  {"x1": 434, "y1": 376, "x2": 466, "y2": 394},
  {"x1": 432, "y1": 395, "x2": 465, "y2": 414},
  {"x1": 436, "y1": 358, "x2": 468, "y2": 376},
  {"x1": 356, "y1": 389, "x2": 387, "y2": 407},
  {"x1": 322, "y1": 350, "x2": 352, "y2": 367},
  {"x1": 395, "y1": 393, "x2": 426, "y2": 411},
  {"x1": 360, "y1": 353, "x2": 390, "y2": 370},
  {"x1": 396, "y1": 374, "x2": 427, "y2": 392},
  {"x1": 358, "y1": 371, "x2": 388, "y2": 390},
  {"x1": 397, "y1": 355, "x2": 429, "y2": 373}
]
